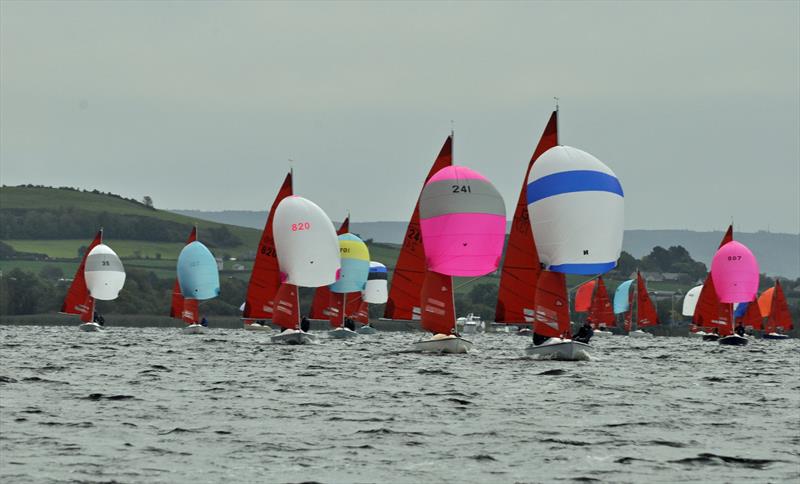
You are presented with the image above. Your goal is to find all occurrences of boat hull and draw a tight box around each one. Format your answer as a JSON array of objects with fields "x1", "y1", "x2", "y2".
[
  {"x1": 763, "y1": 333, "x2": 789, "y2": 340},
  {"x1": 356, "y1": 325, "x2": 378, "y2": 335},
  {"x1": 329, "y1": 327, "x2": 359, "y2": 339},
  {"x1": 516, "y1": 328, "x2": 533, "y2": 336},
  {"x1": 702, "y1": 334, "x2": 720, "y2": 342},
  {"x1": 244, "y1": 323, "x2": 272, "y2": 332},
  {"x1": 270, "y1": 329, "x2": 318, "y2": 345},
  {"x1": 411, "y1": 335, "x2": 473, "y2": 354},
  {"x1": 688, "y1": 331, "x2": 708, "y2": 338},
  {"x1": 182, "y1": 324, "x2": 207, "y2": 334},
  {"x1": 628, "y1": 330, "x2": 653, "y2": 338},
  {"x1": 593, "y1": 330, "x2": 613, "y2": 337},
  {"x1": 79, "y1": 322, "x2": 103, "y2": 332},
  {"x1": 719, "y1": 335, "x2": 748, "y2": 346},
  {"x1": 524, "y1": 338, "x2": 591, "y2": 361}
]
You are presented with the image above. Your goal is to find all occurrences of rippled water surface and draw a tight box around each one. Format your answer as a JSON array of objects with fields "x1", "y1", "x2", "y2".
[{"x1": 1, "y1": 326, "x2": 799, "y2": 483}]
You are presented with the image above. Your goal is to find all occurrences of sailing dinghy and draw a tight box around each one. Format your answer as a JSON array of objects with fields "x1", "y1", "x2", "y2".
[
  {"x1": 61, "y1": 230, "x2": 125, "y2": 331},
  {"x1": 328, "y1": 232, "x2": 370, "y2": 339},
  {"x1": 270, "y1": 195, "x2": 340, "y2": 344},
  {"x1": 175, "y1": 227, "x2": 220, "y2": 334},
  {"x1": 629, "y1": 271, "x2": 658, "y2": 338},
  {"x1": 524, "y1": 142, "x2": 625, "y2": 359},
  {"x1": 575, "y1": 277, "x2": 615, "y2": 336},
  {"x1": 691, "y1": 226, "x2": 734, "y2": 341},
  {"x1": 357, "y1": 261, "x2": 387, "y2": 334},
  {"x1": 760, "y1": 281, "x2": 793, "y2": 339},
  {"x1": 711, "y1": 240, "x2": 759, "y2": 346},
  {"x1": 412, "y1": 164, "x2": 506, "y2": 353}
]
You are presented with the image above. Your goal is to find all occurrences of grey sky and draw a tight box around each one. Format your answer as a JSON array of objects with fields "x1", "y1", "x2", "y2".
[{"x1": 1, "y1": 1, "x2": 798, "y2": 233}]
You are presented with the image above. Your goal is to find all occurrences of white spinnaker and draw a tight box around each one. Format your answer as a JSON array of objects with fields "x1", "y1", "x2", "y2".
[
  {"x1": 84, "y1": 244, "x2": 126, "y2": 300},
  {"x1": 273, "y1": 196, "x2": 340, "y2": 288},
  {"x1": 363, "y1": 261, "x2": 388, "y2": 304},
  {"x1": 682, "y1": 284, "x2": 704, "y2": 316}
]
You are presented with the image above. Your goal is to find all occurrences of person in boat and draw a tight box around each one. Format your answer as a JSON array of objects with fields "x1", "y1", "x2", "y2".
[
  {"x1": 573, "y1": 320, "x2": 593, "y2": 344},
  {"x1": 344, "y1": 317, "x2": 356, "y2": 331},
  {"x1": 735, "y1": 321, "x2": 745, "y2": 337},
  {"x1": 532, "y1": 332, "x2": 549, "y2": 346},
  {"x1": 200, "y1": 317, "x2": 209, "y2": 327},
  {"x1": 300, "y1": 316, "x2": 310, "y2": 332},
  {"x1": 93, "y1": 311, "x2": 105, "y2": 326}
]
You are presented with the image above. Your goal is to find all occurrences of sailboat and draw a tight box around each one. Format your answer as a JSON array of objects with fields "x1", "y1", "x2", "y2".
[
  {"x1": 242, "y1": 172, "x2": 293, "y2": 331},
  {"x1": 711, "y1": 240, "x2": 760, "y2": 346},
  {"x1": 524, "y1": 142, "x2": 625, "y2": 359},
  {"x1": 412, "y1": 165, "x2": 506, "y2": 353},
  {"x1": 61, "y1": 229, "x2": 126, "y2": 331},
  {"x1": 358, "y1": 261, "x2": 388, "y2": 334},
  {"x1": 691, "y1": 226, "x2": 734, "y2": 340},
  {"x1": 170, "y1": 227, "x2": 200, "y2": 331},
  {"x1": 309, "y1": 217, "x2": 350, "y2": 322},
  {"x1": 383, "y1": 136, "x2": 452, "y2": 322},
  {"x1": 627, "y1": 271, "x2": 659, "y2": 337},
  {"x1": 270, "y1": 195, "x2": 340, "y2": 345},
  {"x1": 735, "y1": 298, "x2": 763, "y2": 336},
  {"x1": 574, "y1": 277, "x2": 615, "y2": 336},
  {"x1": 760, "y1": 281, "x2": 793, "y2": 339},
  {"x1": 175, "y1": 227, "x2": 220, "y2": 334},
  {"x1": 328, "y1": 233, "x2": 370, "y2": 339},
  {"x1": 494, "y1": 111, "x2": 558, "y2": 334},
  {"x1": 682, "y1": 284, "x2": 706, "y2": 337}
]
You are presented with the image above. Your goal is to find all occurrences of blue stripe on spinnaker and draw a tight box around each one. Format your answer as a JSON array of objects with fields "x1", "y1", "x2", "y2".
[
  {"x1": 548, "y1": 261, "x2": 617, "y2": 276},
  {"x1": 527, "y1": 170, "x2": 623, "y2": 205}
]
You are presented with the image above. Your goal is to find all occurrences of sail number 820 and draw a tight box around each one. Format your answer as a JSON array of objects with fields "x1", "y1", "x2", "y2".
[{"x1": 292, "y1": 222, "x2": 311, "y2": 231}]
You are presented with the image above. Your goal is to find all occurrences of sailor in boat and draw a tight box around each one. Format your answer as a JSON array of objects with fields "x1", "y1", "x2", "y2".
[
  {"x1": 735, "y1": 321, "x2": 746, "y2": 337},
  {"x1": 300, "y1": 316, "x2": 310, "y2": 332},
  {"x1": 201, "y1": 317, "x2": 209, "y2": 327},
  {"x1": 532, "y1": 332, "x2": 549, "y2": 346},
  {"x1": 344, "y1": 317, "x2": 356, "y2": 331},
  {"x1": 573, "y1": 320, "x2": 593, "y2": 344},
  {"x1": 93, "y1": 311, "x2": 105, "y2": 327}
]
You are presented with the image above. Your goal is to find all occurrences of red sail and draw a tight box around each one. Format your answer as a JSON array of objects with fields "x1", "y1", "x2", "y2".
[
  {"x1": 328, "y1": 292, "x2": 345, "y2": 328},
  {"x1": 348, "y1": 293, "x2": 370, "y2": 324},
  {"x1": 170, "y1": 227, "x2": 198, "y2": 324},
  {"x1": 384, "y1": 136, "x2": 452, "y2": 320},
  {"x1": 635, "y1": 271, "x2": 659, "y2": 328},
  {"x1": 420, "y1": 270, "x2": 455, "y2": 335},
  {"x1": 495, "y1": 111, "x2": 558, "y2": 324},
  {"x1": 243, "y1": 172, "x2": 292, "y2": 320},
  {"x1": 765, "y1": 281, "x2": 794, "y2": 333},
  {"x1": 574, "y1": 280, "x2": 595, "y2": 313},
  {"x1": 310, "y1": 217, "x2": 350, "y2": 319},
  {"x1": 533, "y1": 271, "x2": 570, "y2": 338},
  {"x1": 588, "y1": 277, "x2": 616, "y2": 328},
  {"x1": 737, "y1": 299, "x2": 763, "y2": 331},
  {"x1": 61, "y1": 230, "x2": 103, "y2": 323},
  {"x1": 692, "y1": 225, "x2": 734, "y2": 333},
  {"x1": 272, "y1": 283, "x2": 300, "y2": 330}
]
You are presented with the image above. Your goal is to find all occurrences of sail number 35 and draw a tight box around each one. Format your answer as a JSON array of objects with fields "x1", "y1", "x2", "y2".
[{"x1": 291, "y1": 222, "x2": 311, "y2": 231}]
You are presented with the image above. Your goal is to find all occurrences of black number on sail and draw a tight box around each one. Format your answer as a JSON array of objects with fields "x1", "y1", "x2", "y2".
[{"x1": 451, "y1": 185, "x2": 471, "y2": 193}]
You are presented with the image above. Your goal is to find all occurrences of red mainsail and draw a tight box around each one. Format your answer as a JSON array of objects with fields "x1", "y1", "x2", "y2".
[
  {"x1": 765, "y1": 281, "x2": 794, "y2": 333},
  {"x1": 420, "y1": 270, "x2": 455, "y2": 335},
  {"x1": 737, "y1": 299, "x2": 763, "y2": 331},
  {"x1": 574, "y1": 280, "x2": 596, "y2": 313},
  {"x1": 692, "y1": 225, "x2": 734, "y2": 333},
  {"x1": 349, "y1": 293, "x2": 370, "y2": 324},
  {"x1": 272, "y1": 283, "x2": 300, "y2": 330},
  {"x1": 384, "y1": 136, "x2": 452, "y2": 321},
  {"x1": 61, "y1": 230, "x2": 103, "y2": 323},
  {"x1": 495, "y1": 111, "x2": 558, "y2": 324},
  {"x1": 533, "y1": 270, "x2": 570, "y2": 338},
  {"x1": 170, "y1": 227, "x2": 198, "y2": 324},
  {"x1": 588, "y1": 277, "x2": 616, "y2": 328},
  {"x1": 635, "y1": 271, "x2": 659, "y2": 328},
  {"x1": 310, "y1": 217, "x2": 350, "y2": 320},
  {"x1": 243, "y1": 172, "x2": 292, "y2": 320}
]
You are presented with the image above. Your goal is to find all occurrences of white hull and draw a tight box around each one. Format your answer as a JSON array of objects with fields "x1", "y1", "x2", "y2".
[
  {"x1": 411, "y1": 334, "x2": 473, "y2": 354},
  {"x1": 763, "y1": 332, "x2": 789, "y2": 340},
  {"x1": 79, "y1": 322, "x2": 103, "y2": 332},
  {"x1": 182, "y1": 324, "x2": 207, "y2": 334},
  {"x1": 688, "y1": 331, "x2": 707, "y2": 338},
  {"x1": 524, "y1": 338, "x2": 591, "y2": 361},
  {"x1": 593, "y1": 330, "x2": 613, "y2": 337},
  {"x1": 628, "y1": 330, "x2": 653, "y2": 338},
  {"x1": 329, "y1": 327, "x2": 359, "y2": 339},
  {"x1": 356, "y1": 325, "x2": 378, "y2": 335},
  {"x1": 244, "y1": 323, "x2": 272, "y2": 332},
  {"x1": 270, "y1": 329, "x2": 318, "y2": 345}
]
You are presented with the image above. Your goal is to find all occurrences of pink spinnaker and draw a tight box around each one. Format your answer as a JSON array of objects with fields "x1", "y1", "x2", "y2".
[{"x1": 710, "y1": 241, "x2": 759, "y2": 304}]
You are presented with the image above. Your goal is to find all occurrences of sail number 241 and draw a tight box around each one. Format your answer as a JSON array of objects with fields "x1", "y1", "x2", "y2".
[{"x1": 452, "y1": 185, "x2": 472, "y2": 193}]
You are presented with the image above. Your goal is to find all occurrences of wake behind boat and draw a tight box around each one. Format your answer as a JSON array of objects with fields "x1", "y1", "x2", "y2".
[{"x1": 244, "y1": 321, "x2": 273, "y2": 332}]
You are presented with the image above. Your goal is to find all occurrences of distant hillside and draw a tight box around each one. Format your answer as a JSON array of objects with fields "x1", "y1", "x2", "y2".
[{"x1": 173, "y1": 209, "x2": 800, "y2": 278}]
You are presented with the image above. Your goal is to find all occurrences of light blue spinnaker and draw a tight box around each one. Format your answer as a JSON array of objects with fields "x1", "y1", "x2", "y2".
[
  {"x1": 177, "y1": 241, "x2": 220, "y2": 300},
  {"x1": 613, "y1": 279, "x2": 634, "y2": 314}
]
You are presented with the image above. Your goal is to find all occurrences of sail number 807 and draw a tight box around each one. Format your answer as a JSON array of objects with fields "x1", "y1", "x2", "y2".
[
  {"x1": 291, "y1": 222, "x2": 311, "y2": 231},
  {"x1": 727, "y1": 256, "x2": 742, "y2": 261}
]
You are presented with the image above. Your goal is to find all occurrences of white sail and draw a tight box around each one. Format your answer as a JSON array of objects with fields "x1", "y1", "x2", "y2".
[
  {"x1": 84, "y1": 244, "x2": 126, "y2": 300},
  {"x1": 682, "y1": 284, "x2": 704, "y2": 316},
  {"x1": 363, "y1": 261, "x2": 388, "y2": 304},
  {"x1": 273, "y1": 196, "x2": 340, "y2": 288},
  {"x1": 526, "y1": 145, "x2": 624, "y2": 275}
]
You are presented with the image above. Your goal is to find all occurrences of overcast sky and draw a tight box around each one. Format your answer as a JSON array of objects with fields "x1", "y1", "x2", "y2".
[{"x1": 1, "y1": 1, "x2": 798, "y2": 233}]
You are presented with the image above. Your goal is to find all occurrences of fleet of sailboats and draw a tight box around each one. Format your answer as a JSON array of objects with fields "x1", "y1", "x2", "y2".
[{"x1": 57, "y1": 111, "x2": 793, "y2": 348}]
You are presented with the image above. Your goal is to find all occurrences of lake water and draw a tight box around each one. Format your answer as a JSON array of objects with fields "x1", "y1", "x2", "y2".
[{"x1": 1, "y1": 326, "x2": 798, "y2": 483}]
